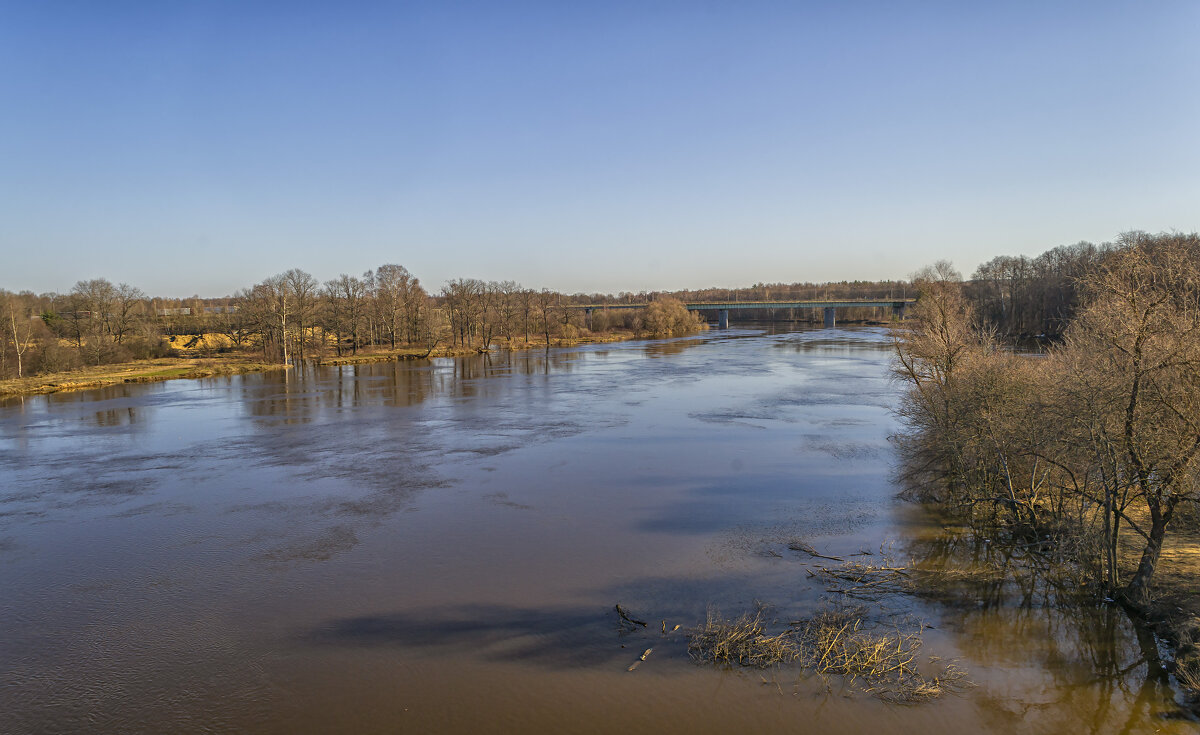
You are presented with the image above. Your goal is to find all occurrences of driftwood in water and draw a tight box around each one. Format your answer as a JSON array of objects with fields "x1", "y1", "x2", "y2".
[
  {"x1": 788, "y1": 540, "x2": 845, "y2": 562},
  {"x1": 615, "y1": 604, "x2": 647, "y2": 627},
  {"x1": 627, "y1": 647, "x2": 654, "y2": 672}
]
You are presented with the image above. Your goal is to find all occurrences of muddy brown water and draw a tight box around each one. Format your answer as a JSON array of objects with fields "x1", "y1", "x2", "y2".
[{"x1": 0, "y1": 327, "x2": 1192, "y2": 733}]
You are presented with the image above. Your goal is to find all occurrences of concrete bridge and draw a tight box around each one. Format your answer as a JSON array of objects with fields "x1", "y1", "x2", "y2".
[{"x1": 572, "y1": 299, "x2": 915, "y2": 329}]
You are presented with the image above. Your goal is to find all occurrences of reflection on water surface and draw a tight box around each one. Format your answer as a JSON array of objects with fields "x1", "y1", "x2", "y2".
[{"x1": 0, "y1": 328, "x2": 1193, "y2": 733}]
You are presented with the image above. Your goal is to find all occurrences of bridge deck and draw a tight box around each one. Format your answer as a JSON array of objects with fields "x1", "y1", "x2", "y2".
[
  {"x1": 568, "y1": 300, "x2": 914, "y2": 310},
  {"x1": 683, "y1": 300, "x2": 912, "y2": 310}
]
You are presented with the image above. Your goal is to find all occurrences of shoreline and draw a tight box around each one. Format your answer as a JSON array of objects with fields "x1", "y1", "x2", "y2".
[
  {"x1": 0, "y1": 331, "x2": 647, "y2": 398},
  {"x1": 0, "y1": 358, "x2": 291, "y2": 398},
  {"x1": 0, "y1": 321, "x2": 896, "y2": 399},
  {"x1": 313, "y1": 331, "x2": 640, "y2": 366},
  {"x1": 0, "y1": 320, "x2": 908, "y2": 398}
]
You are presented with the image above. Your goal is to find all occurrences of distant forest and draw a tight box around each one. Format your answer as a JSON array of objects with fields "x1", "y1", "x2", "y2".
[{"x1": 0, "y1": 231, "x2": 1184, "y2": 379}]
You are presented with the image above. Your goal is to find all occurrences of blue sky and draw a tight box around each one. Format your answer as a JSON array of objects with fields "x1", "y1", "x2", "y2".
[{"x1": 2, "y1": 1, "x2": 1197, "y2": 297}]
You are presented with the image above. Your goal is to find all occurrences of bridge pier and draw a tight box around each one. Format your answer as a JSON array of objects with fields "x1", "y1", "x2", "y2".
[
  {"x1": 823, "y1": 307, "x2": 836, "y2": 329},
  {"x1": 718, "y1": 309, "x2": 729, "y2": 329},
  {"x1": 584, "y1": 307, "x2": 594, "y2": 329},
  {"x1": 892, "y1": 303, "x2": 906, "y2": 321}
]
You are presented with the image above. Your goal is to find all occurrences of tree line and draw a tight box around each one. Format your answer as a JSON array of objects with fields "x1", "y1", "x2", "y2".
[
  {"x1": 966, "y1": 237, "x2": 1127, "y2": 339},
  {"x1": 893, "y1": 231, "x2": 1200, "y2": 611},
  {"x1": 0, "y1": 230, "x2": 1181, "y2": 381},
  {"x1": 0, "y1": 264, "x2": 712, "y2": 379}
]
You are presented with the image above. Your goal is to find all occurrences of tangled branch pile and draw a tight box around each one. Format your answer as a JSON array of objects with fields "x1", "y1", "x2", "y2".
[{"x1": 809, "y1": 560, "x2": 910, "y2": 596}]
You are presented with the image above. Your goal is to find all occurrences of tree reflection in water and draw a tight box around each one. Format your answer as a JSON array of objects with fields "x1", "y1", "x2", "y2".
[{"x1": 900, "y1": 506, "x2": 1188, "y2": 731}]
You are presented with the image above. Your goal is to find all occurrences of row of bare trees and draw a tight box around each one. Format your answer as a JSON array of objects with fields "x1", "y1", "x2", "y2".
[
  {"x1": 894, "y1": 232, "x2": 1200, "y2": 608},
  {"x1": 0, "y1": 261, "x2": 721, "y2": 379},
  {"x1": 235, "y1": 268, "x2": 556, "y2": 362},
  {"x1": 225, "y1": 267, "x2": 707, "y2": 364},
  {"x1": 966, "y1": 238, "x2": 1130, "y2": 339},
  {"x1": 229, "y1": 266, "x2": 437, "y2": 362}
]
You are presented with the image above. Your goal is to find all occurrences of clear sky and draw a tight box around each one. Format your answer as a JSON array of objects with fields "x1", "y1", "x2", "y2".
[{"x1": 1, "y1": 1, "x2": 1197, "y2": 297}]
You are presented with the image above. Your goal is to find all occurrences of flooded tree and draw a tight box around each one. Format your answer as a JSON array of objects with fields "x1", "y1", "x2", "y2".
[
  {"x1": 441, "y1": 278, "x2": 484, "y2": 348},
  {"x1": 243, "y1": 270, "x2": 318, "y2": 364},
  {"x1": 321, "y1": 274, "x2": 368, "y2": 356},
  {"x1": 283, "y1": 269, "x2": 319, "y2": 361},
  {"x1": 637, "y1": 297, "x2": 708, "y2": 338},
  {"x1": 894, "y1": 233, "x2": 1200, "y2": 609},
  {"x1": 532, "y1": 288, "x2": 558, "y2": 347},
  {"x1": 374, "y1": 264, "x2": 419, "y2": 349},
  {"x1": 1056, "y1": 234, "x2": 1200, "y2": 605}
]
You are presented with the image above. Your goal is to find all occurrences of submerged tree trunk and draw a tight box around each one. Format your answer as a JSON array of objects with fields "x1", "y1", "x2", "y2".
[{"x1": 1122, "y1": 501, "x2": 1172, "y2": 607}]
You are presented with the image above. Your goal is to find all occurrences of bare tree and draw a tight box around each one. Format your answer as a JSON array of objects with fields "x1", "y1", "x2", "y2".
[
  {"x1": 494, "y1": 281, "x2": 521, "y2": 345},
  {"x1": 532, "y1": 289, "x2": 558, "y2": 348},
  {"x1": 283, "y1": 269, "x2": 318, "y2": 361},
  {"x1": 71, "y1": 278, "x2": 118, "y2": 364},
  {"x1": 375, "y1": 264, "x2": 417, "y2": 349},
  {"x1": 894, "y1": 236, "x2": 1200, "y2": 608},
  {"x1": 442, "y1": 278, "x2": 486, "y2": 348},
  {"x1": 3, "y1": 293, "x2": 36, "y2": 378},
  {"x1": 109, "y1": 283, "x2": 145, "y2": 345},
  {"x1": 518, "y1": 288, "x2": 535, "y2": 344},
  {"x1": 214, "y1": 294, "x2": 254, "y2": 349},
  {"x1": 1058, "y1": 234, "x2": 1200, "y2": 604},
  {"x1": 244, "y1": 272, "x2": 308, "y2": 365},
  {"x1": 321, "y1": 274, "x2": 368, "y2": 356}
]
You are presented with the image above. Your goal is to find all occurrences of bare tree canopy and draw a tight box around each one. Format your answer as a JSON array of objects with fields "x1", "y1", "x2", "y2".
[{"x1": 894, "y1": 231, "x2": 1200, "y2": 608}]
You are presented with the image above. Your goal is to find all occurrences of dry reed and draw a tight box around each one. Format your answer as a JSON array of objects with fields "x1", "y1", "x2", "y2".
[
  {"x1": 687, "y1": 607, "x2": 800, "y2": 668},
  {"x1": 687, "y1": 604, "x2": 972, "y2": 702}
]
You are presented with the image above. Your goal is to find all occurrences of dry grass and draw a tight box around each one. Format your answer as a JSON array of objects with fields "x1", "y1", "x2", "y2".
[
  {"x1": 793, "y1": 607, "x2": 971, "y2": 703},
  {"x1": 687, "y1": 604, "x2": 972, "y2": 702},
  {"x1": 1163, "y1": 616, "x2": 1200, "y2": 696},
  {"x1": 0, "y1": 356, "x2": 287, "y2": 397},
  {"x1": 688, "y1": 607, "x2": 800, "y2": 668}
]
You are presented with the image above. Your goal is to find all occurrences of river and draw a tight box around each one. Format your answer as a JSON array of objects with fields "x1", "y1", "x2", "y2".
[{"x1": 0, "y1": 327, "x2": 1191, "y2": 733}]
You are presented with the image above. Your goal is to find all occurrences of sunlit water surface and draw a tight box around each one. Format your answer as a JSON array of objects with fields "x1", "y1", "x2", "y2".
[{"x1": 0, "y1": 327, "x2": 1191, "y2": 733}]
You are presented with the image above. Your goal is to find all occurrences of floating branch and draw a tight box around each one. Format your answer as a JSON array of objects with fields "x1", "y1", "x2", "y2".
[
  {"x1": 788, "y1": 540, "x2": 845, "y2": 562},
  {"x1": 615, "y1": 604, "x2": 648, "y2": 627}
]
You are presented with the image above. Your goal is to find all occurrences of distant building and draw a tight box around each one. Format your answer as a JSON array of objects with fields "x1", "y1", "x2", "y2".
[{"x1": 156, "y1": 308, "x2": 192, "y2": 316}]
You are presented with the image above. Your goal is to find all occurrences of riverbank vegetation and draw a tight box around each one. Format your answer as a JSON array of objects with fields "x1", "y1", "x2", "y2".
[
  {"x1": 893, "y1": 231, "x2": 1200, "y2": 688},
  {"x1": 0, "y1": 263, "x2": 711, "y2": 393}
]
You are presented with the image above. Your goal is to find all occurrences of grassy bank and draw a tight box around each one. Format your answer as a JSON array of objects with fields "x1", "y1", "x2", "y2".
[{"x1": 0, "y1": 357, "x2": 288, "y2": 397}]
